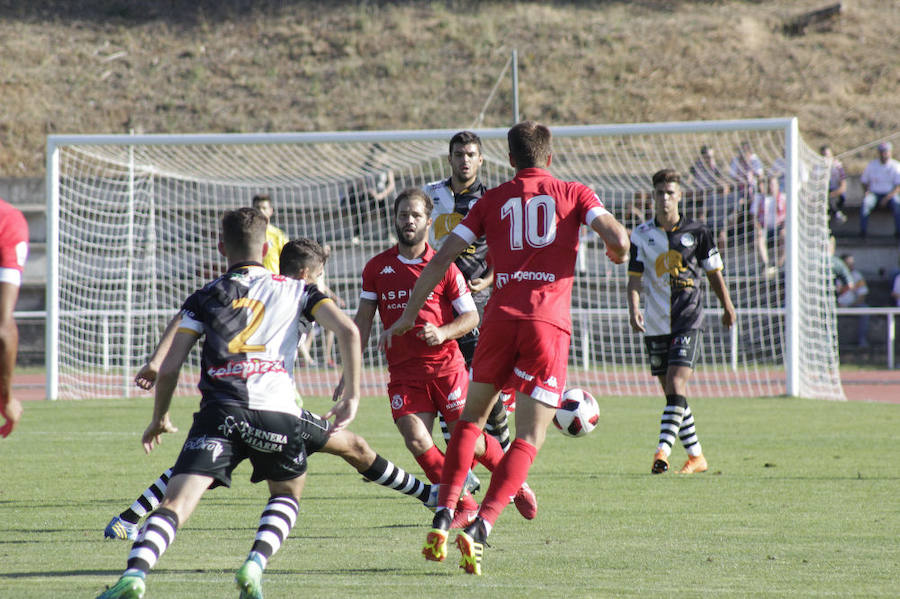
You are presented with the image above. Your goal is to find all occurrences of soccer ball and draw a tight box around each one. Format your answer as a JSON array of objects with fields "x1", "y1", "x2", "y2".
[{"x1": 553, "y1": 388, "x2": 600, "y2": 437}]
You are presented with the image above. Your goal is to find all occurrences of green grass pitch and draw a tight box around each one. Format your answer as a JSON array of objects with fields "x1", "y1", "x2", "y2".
[{"x1": 1, "y1": 393, "x2": 898, "y2": 598}]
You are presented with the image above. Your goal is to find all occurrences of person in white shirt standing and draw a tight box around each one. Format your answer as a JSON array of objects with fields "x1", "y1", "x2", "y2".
[
  {"x1": 859, "y1": 142, "x2": 900, "y2": 239},
  {"x1": 836, "y1": 253, "x2": 871, "y2": 349}
]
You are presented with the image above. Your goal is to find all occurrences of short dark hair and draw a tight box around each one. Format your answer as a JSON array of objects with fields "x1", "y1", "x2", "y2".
[
  {"x1": 449, "y1": 131, "x2": 482, "y2": 155},
  {"x1": 393, "y1": 187, "x2": 434, "y2": 216},
  {"x1": 251, "y1": 194, "x2": 272, "y2": 208},
  {"x1": 652, "y1": 169, "x2": 681, "y2": 187},
  {"x1": 508, "y1": 121, "x2": 551, "y2": 169},
  {"x1": 221, "y1": 207, "x2": 268, "y2": 255},
  {"x1": 279, "y1": 238, "x2": 327, "y2": 278}
]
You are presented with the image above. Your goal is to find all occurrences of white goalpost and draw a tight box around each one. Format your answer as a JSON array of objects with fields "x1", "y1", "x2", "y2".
[{"x1": 45, "y1": 118, "x2": 844, "y2": 401}]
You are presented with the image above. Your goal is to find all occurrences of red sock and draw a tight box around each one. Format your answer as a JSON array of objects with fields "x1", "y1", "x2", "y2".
[
  {"x1": 478, "y1": 439, "x2": 537, "y2": 525},
  {"x1": 437, "y1": 420, "x2": 481, "y2": 509},
  {"x1": 475, "y1": 431, "x2": 504, "y2": 471},
  {"x1": 414, "y1": 445, "x2": 445, "y2": 484}
]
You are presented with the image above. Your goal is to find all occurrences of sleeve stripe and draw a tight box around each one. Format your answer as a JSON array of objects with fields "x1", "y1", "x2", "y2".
[
  {"x1": 308, "y1": 297, "x2": 333, "y2": 318},
  {"x1": 452, "y1": 293, "x2": 477, "y2": 314},
  {"x1": 452, "y1": 224, "x2": 477, "y2": 245},
  {"x1": 586, "y1": 205, "x2": 610, "y2": 225}
]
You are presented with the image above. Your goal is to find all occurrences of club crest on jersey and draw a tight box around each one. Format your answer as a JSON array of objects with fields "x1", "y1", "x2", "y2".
[
  {"x1": 655, "y1": 250, "x2": 688, "y2": 278},
  {"x1": 391, "y1": 394, "x2": 404, "y2": 410},
  {"x1": 680, "y1": 232, "x2": 696, "y2": 248},
  {"x1": 433, "y1": 212, "x2": 464, "y2": 240}
]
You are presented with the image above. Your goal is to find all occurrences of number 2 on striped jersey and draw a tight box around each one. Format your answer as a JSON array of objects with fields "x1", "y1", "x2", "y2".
[{"x1": 227, "y1": 298, "x2": 266, "y2": 353}]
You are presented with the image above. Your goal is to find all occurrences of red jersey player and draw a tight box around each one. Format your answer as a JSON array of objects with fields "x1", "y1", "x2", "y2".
[
  {"x1": 0, "y1": 198, "x2": 29, "y2": 438},
  {"x1": 382, "y1": 122, "x2": 630, "y2": 574},
  {"x1": 352, "y1": 188, "x2": 535, "y2": 529}
]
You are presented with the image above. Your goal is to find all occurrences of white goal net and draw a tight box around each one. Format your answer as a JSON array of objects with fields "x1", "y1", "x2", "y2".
[{"x1": 46, "y1": 119, "x2": 843, "y2": 401}]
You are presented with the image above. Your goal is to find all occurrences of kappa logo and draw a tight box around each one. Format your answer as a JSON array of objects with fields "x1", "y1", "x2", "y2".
[
  {"x1": 380, "y1": 265, "x2": 396, "y2": 275},
  {"x1": 545, "y1": 376, "x2": 558, "y2": 389}
]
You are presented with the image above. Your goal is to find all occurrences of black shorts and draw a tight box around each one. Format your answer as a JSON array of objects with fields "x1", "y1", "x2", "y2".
[
  {"x1": 171, "y1": 404, "x2": 331, "y2": 489},
  {"x1": 644, "y1": 329, "x2": 702, "y2": 377}
]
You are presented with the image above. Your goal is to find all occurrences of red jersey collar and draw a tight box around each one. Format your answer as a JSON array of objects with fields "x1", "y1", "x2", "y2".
[{"x1": 392, "y1": 243, "x2": 434, "y2": 264}]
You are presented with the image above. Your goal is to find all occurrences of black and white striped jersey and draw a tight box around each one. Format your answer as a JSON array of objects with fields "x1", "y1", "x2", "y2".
[
  {"x1": 423, "y1": 177, "x2": 490, "y2": 283},
  {"x1": 628, "y1": 218, "x2": 723, "y2": 336},
  {"x1": 178, "y1": 262, "x2": 329, "y2": 415}
]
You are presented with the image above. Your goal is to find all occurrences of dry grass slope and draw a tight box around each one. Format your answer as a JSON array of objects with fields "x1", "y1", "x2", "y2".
[{"x1": 1, "y1": 0, "x2": 898, "y2": 176}]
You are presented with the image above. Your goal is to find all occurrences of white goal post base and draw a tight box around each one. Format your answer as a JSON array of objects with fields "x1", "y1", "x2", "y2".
[{"x1": 46, "y1": 118, "x2": 843, "y2": 401}]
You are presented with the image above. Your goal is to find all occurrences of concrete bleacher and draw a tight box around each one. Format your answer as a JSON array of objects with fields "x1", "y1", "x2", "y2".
[{"x1": 3, "y1": 173, "x2": 898, "y2": 367}]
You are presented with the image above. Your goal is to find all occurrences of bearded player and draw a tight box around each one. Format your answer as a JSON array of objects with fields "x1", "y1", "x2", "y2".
[
  {"x1": 350, "y1": 187, "x2": 537, "y2": 531},
  {"x1": 382, "y1": 122, "x2": 630, "y2": 575}
]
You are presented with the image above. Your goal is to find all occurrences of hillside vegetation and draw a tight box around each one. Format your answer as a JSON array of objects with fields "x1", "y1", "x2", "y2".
[{"x1": 1, "y1": 0, "x2": 898, "y2": 177}]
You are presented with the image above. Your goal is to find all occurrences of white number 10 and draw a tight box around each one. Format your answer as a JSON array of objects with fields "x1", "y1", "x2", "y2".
[{"x1": 500, "y1": 195, "x2": 557, "y2": 249}]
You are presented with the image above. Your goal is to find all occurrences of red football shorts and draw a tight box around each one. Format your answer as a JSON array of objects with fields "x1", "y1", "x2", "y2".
[
  {"x1": 387, "y1": 365, "x2": 469, "y2": 422},
  {"x1": 472, "y1": 319, "x2": 570, "y2": 408}
]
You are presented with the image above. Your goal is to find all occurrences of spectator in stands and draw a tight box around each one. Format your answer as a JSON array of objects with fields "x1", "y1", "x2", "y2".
[
  {"x1": 837, "y1": 253, "x2": 871, "y2": 348},
  {"x1": 688, "y1": 145, "x2": 734, "y2": 248},
  {"x1": 859, "y1": 142, "x2": 900, "y2": 239},
  {"x1": 770, "y1": 145, "x2": 809, "y2": 195},
  {"x1": 820, "y1": 144, "x2": 848, "y2": 225},
  {"x1": 749, "y1": 174, "x2": 786, "y2": 278},
  {"x1": 0, "y1": 198, "x2": 28, "y2": 438},
  {"x1": 252, "y1": 194, "x2": 288, "y2": 274},
  {"x1": 892, "y1": 266, "x2": 900, "y2": 308},
  {"x1": 346, "y1": 143, "x2": 396, "y2": 244},
  {"x1": 829, "y1": 236, "x2": 852, "y2": 299},
  {"x1": 729, "y1": 140, "x2": 765, "y2": 203}
]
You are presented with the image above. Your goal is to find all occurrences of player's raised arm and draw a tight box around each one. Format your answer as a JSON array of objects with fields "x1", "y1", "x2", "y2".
[
  {"x1": 590, "y1": 212, "x2": 630, "y2": 264},
  {"x1": 378, "y1": 231, "x2": 468, "y2": 349}
]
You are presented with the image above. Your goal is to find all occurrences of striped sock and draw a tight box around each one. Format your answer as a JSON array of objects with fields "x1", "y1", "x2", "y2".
[
  {"x1": 124, "y1": 507, "x2": 179, "y2": 577},
  {"x1": 658, "y1": 394, "x2": 687, "y2": 454},
  {"x1": 360, "y1": 454, "x2": 432, "y2": 504},
  {"x1": 248, "y1": 495, "x2": 299, "y2": 570},
  {"x1": 120, "y1": 468, "x2": 172, "y2": 525},
  {"x1": 484, "y1": 398, "x2": 511, "y2": 452},
  {"x1": 678, "y1": 405, "x2": 703, "y2": 456}
]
